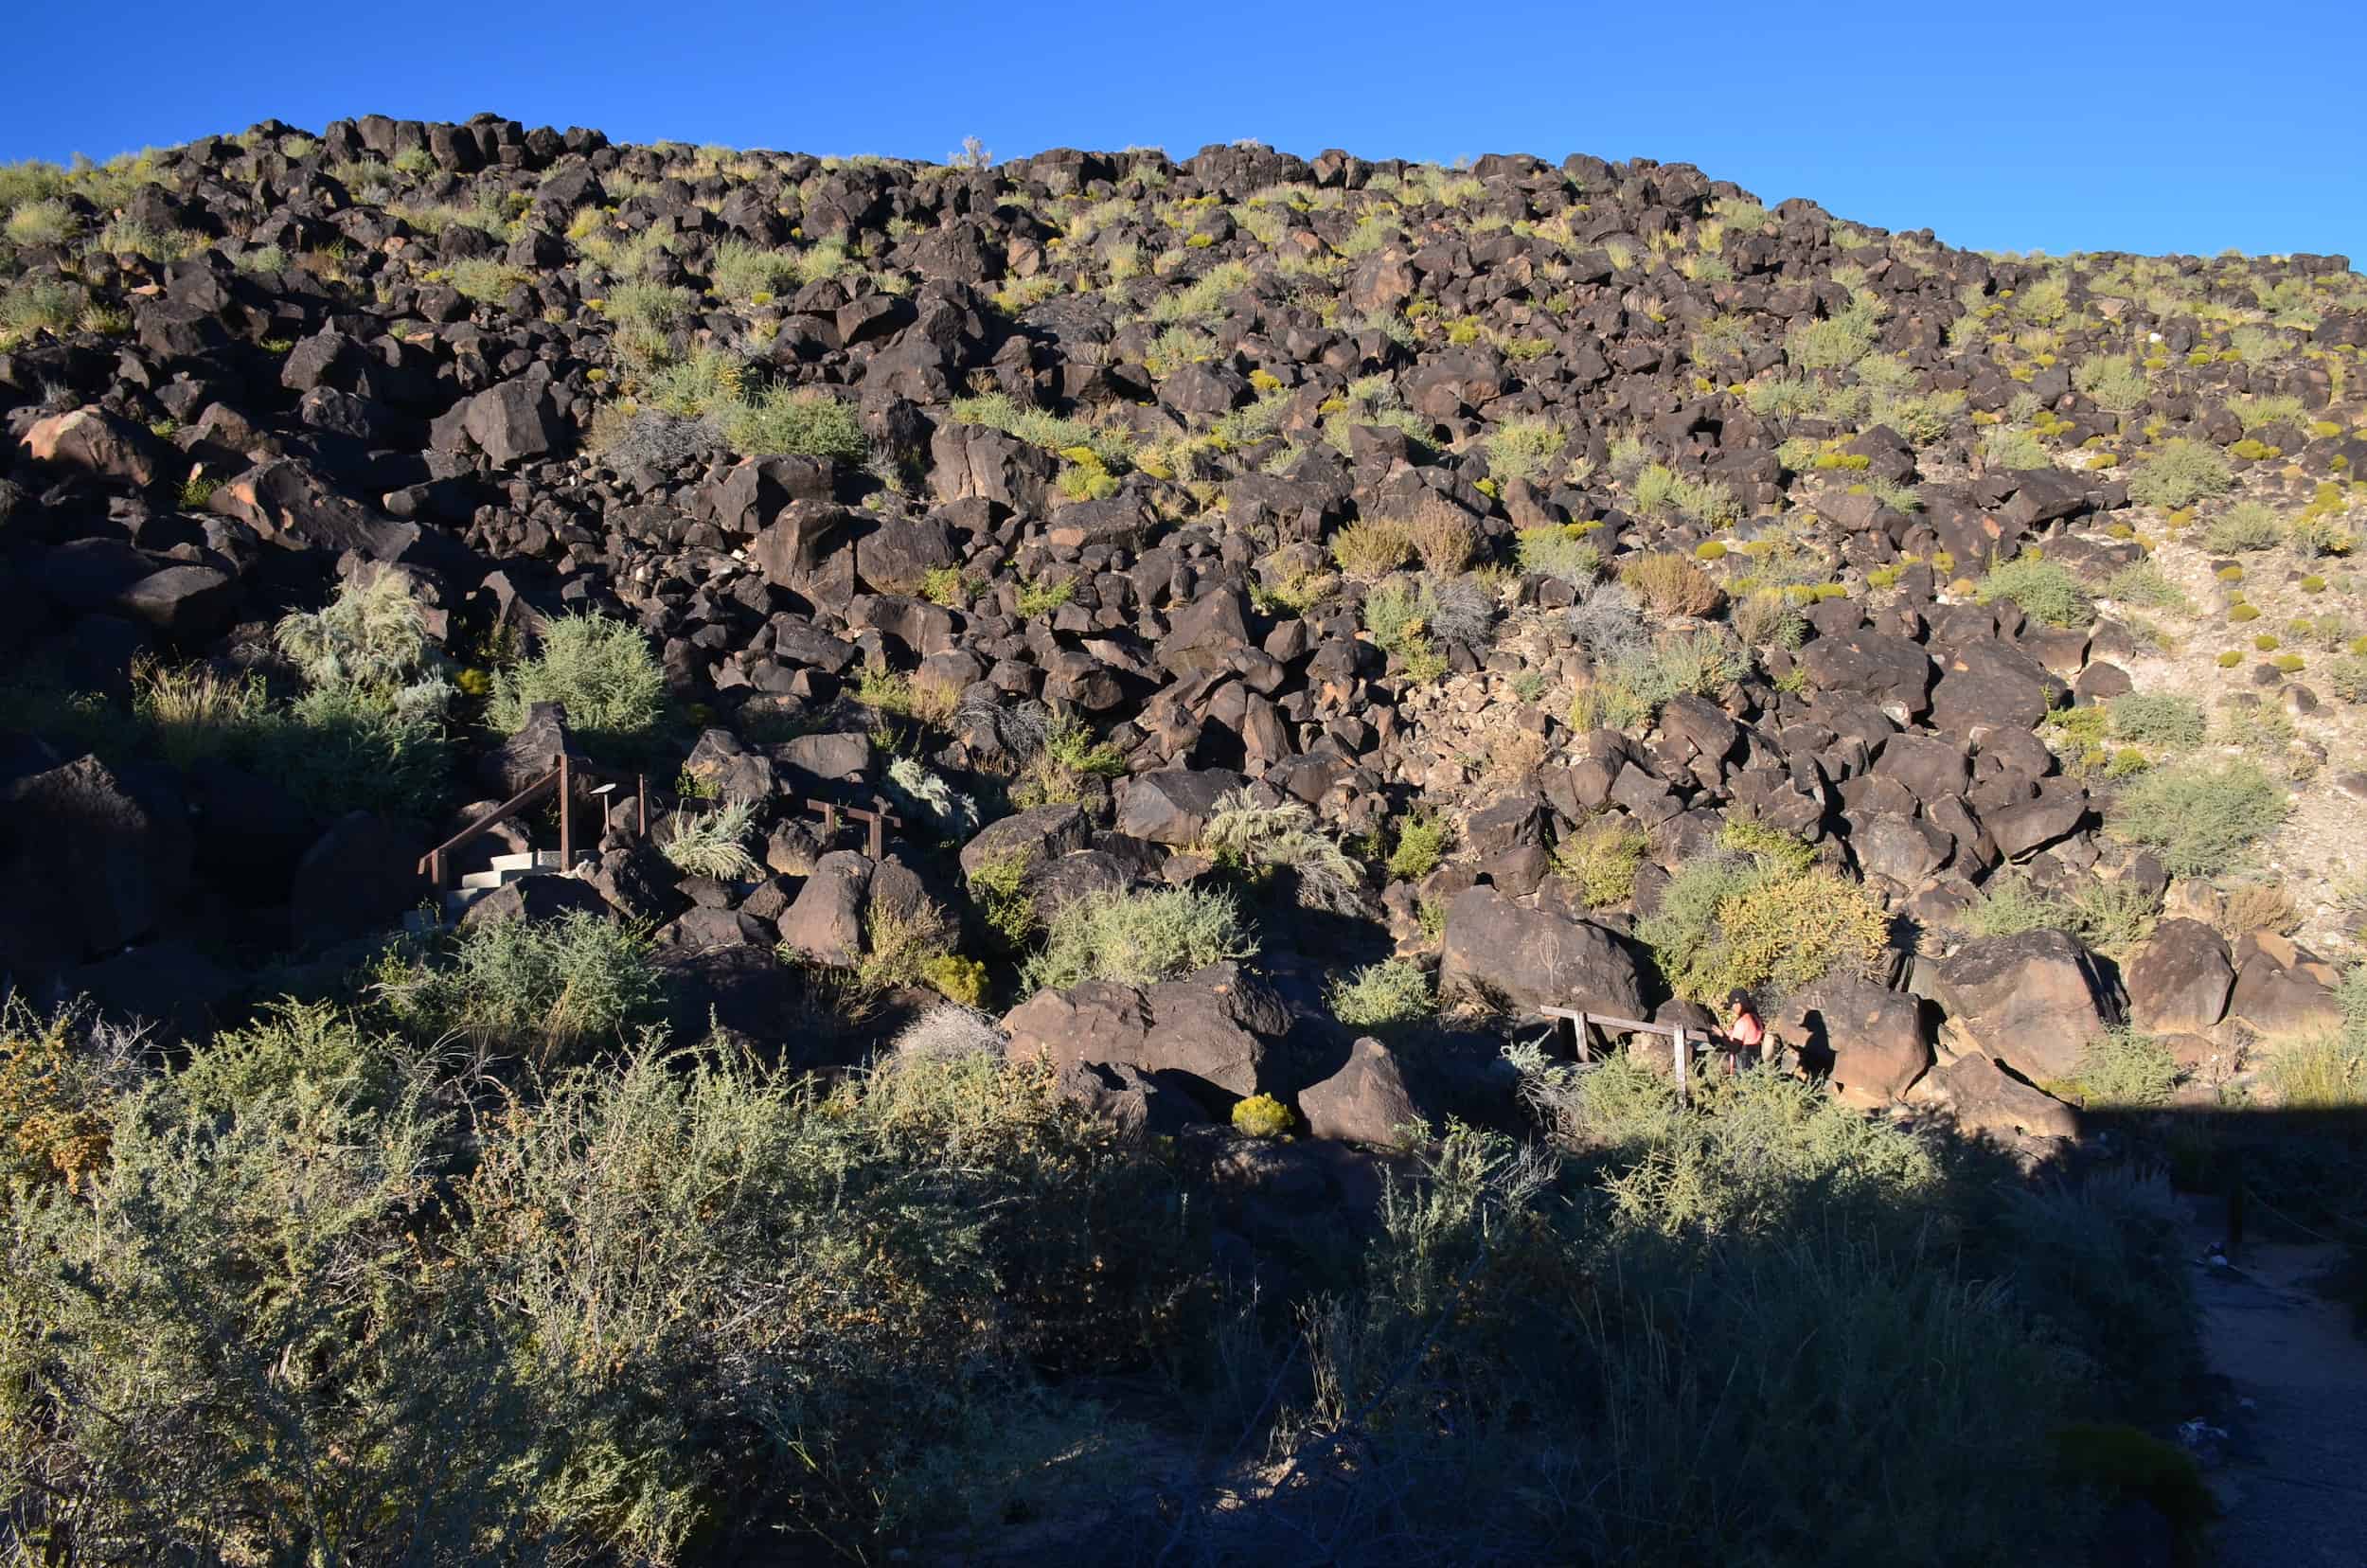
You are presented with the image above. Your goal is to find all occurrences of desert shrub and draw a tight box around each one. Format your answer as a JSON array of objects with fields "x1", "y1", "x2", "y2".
[
  {"x1": 1387, "y1": 810, "x2": 1451, "y2": 881},
  {"x1": 889, "y1": 1004, "x2": 1006, "y2": 1064},
  {"x1": 660, "y1": 798, "x2": 759, "y2": 878},
  {"x1": 2261, "y1": 1030, "x2": 2365, "y2": 1108},
  {"x1": 1960, "y1": 874, "x2": 2072, "y2": 938},
  {"x1": 1575, "y1": 627, "x2": 1748, "y2": 731},
  {"x1": 1565, "y1": 579, "x2": 1648, "y2": 661},
  {"x1": 1639, "y1": 845, "x2": 1888, "y2": 1004},
  {"x1": 1022, "y1": 886, "x2": 1255, "y2": 990},
  {"x1": 1361, "y1": 579, "x2": 1447, "y2": 679},
  {"x1": 2126, "y1": 438, "x2": 2234, "y2": 509},
  {"x1": 1330, "y1": 518, "x2": 1416, "y2": 576},
  {"x1": 1484, "y1": 419, "x2": 1565, "y2": 485},
  {"x1": 2053, "y1": 1026, "x2": 2181, "y2": 1108},
  {"x1": 2108, "y1": 692, "x2": 2207, "y2": 748},
  {"x1": 0, "y1": 278, "x2": 82, "y2": 338},
  {"x1": 1405, "y1": 507, "x2": 1477, "y2": 576},
  {"x1": 1328, "y1": 959, "x2": 1434, "y2": 1032},
  {"x1": 885, "y1": 753, "x2": 979, "y2": 837},
  {"x1": 445, "y1": 256, "x2": 525, "y2": 303},
  {"x1": 274, "y1": 570, "x2": 437, "y2": 692},
  {"x1": 2327, "y1": 654, "x2": 2367, "y2": 704},
  {"x1": 2, "y1": 197, "x2": 75, "y2": 246},
  {"x1": 1201, "y1": 787, "x2": 1362, "y2": 913},
  {"x1": 2200, "y1": 500, "x2": 2283, "y2": 554},
  {"x1": 1976, "y1": 555, "x2": 2093, "y2": 627},
  {"x1": 708, "y1": 238, "x2": 804, "y2": 300},
  {"x1": 1516, "y1": 524, "x2": 1603, "y2": 582},
  {"x1": 2102, "y1": 561, "x2": 2190, "y2": 612},
  {"x1": 1786, "y1": 299, "x2": 1878, "y2": 370},
  {"x1": 487, "y1": 613, "x2": 668, "y2": 753},
  {"x1": 720, "y1": 385, "x2": 867, "y2": 461},
  {"x1": 1729, "y1": 587, "x2": 1808, "y2": 650},
  {"x1": 1620, "y1": 550, "x2": 1723, "y2": 615},
  {"x1": 1231, "y1": 1093, "x2": 1296, "y2": 1138},
  {"x1": 0, "y1": 1001, "x2": 146, "y2": 1192},
  {"x1": 1421, "y1": 572, "x2": 1498, "y2": 644},
  {"x1": 456, "y1": 1043, "x2": 1201, "y2": 1559},
  {"x1": 1554, "y1": 815, "x2": 1648, "y2": 908},
  {"x1": 376, "y1": 910, "x2": 662, "y2": 1067},
  {"x1": 2108, "y1": 760, "x2": 2287, "y2": 877},
  {"x1": 2072, "y1": 354, "x2": 2146, "y2": 412},
  {"x1": 966, "y1": 849, "x2": 1039, "y2": 947},
  {"x1": 2226, "y1": 392, "x2": 2305, "y2": 431},
  {"x1": 0, "y1": 1018, "x2": 525, "y2": 1565},
  {"x1": 267, "y1": 684, "x2": 454, "y2": 820}
]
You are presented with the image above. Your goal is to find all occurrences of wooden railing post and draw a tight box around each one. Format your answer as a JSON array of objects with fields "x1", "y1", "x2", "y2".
[
  {"x1": 1673, "y1": 1027, "x2": 1689, "y2": 1104},
  {"x1": 556, "y1": 751, "x2": 573, "y2": 868},
  {"x1": 636, "y1": 774, "x2": 649, "y2": 837}
]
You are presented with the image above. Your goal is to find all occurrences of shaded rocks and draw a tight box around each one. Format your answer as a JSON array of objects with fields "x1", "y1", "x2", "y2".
[
  {"x1": 1776, "y1": 974, "x2": 1931, "y2": 1108},
  {"x1": 1297, "y1": 1035, "x2": 1420, "y2": 1144},
  {"x1": 1004, "y1": 960, "x2": 1291, "y2": 1110},
  {"x1": 1, "y1": 755, "x2": 194, "y2": 965}
]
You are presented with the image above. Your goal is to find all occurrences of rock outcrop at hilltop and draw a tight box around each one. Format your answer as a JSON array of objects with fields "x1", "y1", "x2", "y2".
[{"x1": 4, "y1": 113, "x2": 2363, "y2": 1146}]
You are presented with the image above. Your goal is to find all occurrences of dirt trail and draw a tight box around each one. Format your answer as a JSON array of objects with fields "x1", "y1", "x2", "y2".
[{"x1": 2181, "y1": 1197, "x2": 2367, "y2": 1566}]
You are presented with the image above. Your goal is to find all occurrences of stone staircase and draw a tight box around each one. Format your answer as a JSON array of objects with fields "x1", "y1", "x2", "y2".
[{"x1": 405, "y1": 849, "x2": 570, "y2": 934}]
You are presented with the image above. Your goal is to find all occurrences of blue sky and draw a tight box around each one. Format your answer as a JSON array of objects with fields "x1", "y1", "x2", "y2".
[{"x1": 7, "y1": 0, "x2": 2363, "y2": 261}]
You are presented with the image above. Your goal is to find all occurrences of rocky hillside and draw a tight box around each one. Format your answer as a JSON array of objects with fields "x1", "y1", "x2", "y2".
[
  {"x1": 12, "y1": 112, "x2": 2367, "y2": 1567},
  {"x1": 4, "y1": 111, "x2": 2366, "y2": 1136}
]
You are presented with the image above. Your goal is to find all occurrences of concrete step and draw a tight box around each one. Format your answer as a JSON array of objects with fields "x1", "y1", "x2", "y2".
[{"x1": 487, "y1": 850, "x2": 564, "y2": 874}]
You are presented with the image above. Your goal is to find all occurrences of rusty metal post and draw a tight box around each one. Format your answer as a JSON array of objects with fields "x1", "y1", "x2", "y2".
[
  {"x1": 557, "y1": 752, "x2": 572, "y2": 868},
  {"x1": 868, "y1": 796, "x2": 889, "y2": 860},
  {"x1": 822, "y1": 801, "x2": 840, "y2": 841}
]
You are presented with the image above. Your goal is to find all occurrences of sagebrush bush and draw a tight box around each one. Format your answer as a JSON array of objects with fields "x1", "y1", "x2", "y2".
[
  {"x1": 660, "y1": 799, "x2": 758, "y2": 878},
  {"x1": 376, "y1": 910, "x2": 662, "y2": 1066},
  {"x1": 1729, "y1": 587, "x2": 1807, "y2": 650},
  {"x1": 1976, "y1": 554, "x2": 2093, "y2": 627},
  {"x1": 1022, "y1": 886, "x2": 1255, "y2": 991},
  {"x1": 1516, "y1": 524, "x2": 1603, "y2": 582},
  {"x1": 2109, "y1": 692, "x2": 2208, "y2": 748},
  {"x1": 1387, "y1": 810, "x2": 1450, "y2": 881},
  {"x1": 2108, "y1": 760, "x2": 2287, "y2": 877},
  {"x1": 1330, "y1": 518, "x2": 1416, "y2": 576},
  {"x1": 1555, "y1": 815, "x2": 1648, "y2": 908},
  {"x1": 2126, "y1": 438, "x2": 2234, "y2": 509},
  {"x1": 1327, "y1": 958, "x2": 1434, "y2": 1031},
  {"x1": 275, "y1": 570, "x2": 438, "y2": 691},
  {"x1": 1201, "y1": 787, "x2": 1363, "y2": 913},
  {"x1": 487, "y1": 613, "x2": 667, "y2": 752},
  {"x1": 2055, "y1": 1026, "x2": 2181, "y2": 1108},
  {"x1": 1639, "y1": 846, "x2": 1888, "y2": 1004},
  {"x1": 2201, "y1": 500, "x2": 2284, "y2": 554},
  {"x1": 1484, "y1": 419, "x2": 1566, "y2": 486},
  {"x1": 1620, "y1": 551, "x2": 1722, "y2": 616}
]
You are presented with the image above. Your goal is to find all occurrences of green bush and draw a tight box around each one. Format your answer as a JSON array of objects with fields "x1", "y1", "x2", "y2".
[
  {"x1": 1959, "y1": 874, "x2": 2072, "y2": 938},
  {"x1": 1976, "y1": 555, "x2": 2093, "y2": 627},
  {"x1": 2201, "y1": 500, "x2": 2284, "y2": 554},
  {"x1": 2053, "y1": 1026, "x2": 2182, "y2": 1108},
  {"x1": 2126, "y1": 438, "x2": 2234, "y2": 510},
  {"x1": 720, "y1": 385, "x2": 868, "y2": 462},
  {"x1": 1484, "y1": 419, "x2": 1567, "y2": 485},
  {"x1": 1201, "y1": 787, "x2": 1362, "y2": 913},
  {"x1": 376, "y1": 910, "x2": 662, "y2": 1068},
  {"x1": 1230, "y1": 1092, "x2": 1296, "y2": 1138},
  {"x1": 1515, "y1": 524, "x2": 1602, "y2": 582},
  {"x1": 2108, "y1": 760, "x2": 2287, "y2": 877},
  {"x1": 1555, "y1": 815, "x2": 1648, "y2": 908},
  {"x1": 1386, "y1": 810, "x2": 1451, "y2": 882},
  {"x1": 2071, "y1": 354, "x2": 2146, "y2": 412},
  {"x1": 275, "y1": 570, "x2": 437, "y2": 692},
  {"x1": 2109, "y1": 692, "x2": 2207, "y2": 748},
  {"x1": 659, "y1": 799, "x2": 758, "y2": 878},
  {"x1": 1638, "y1": 844, "x2": 1889, "y2": 1004},
  {"x1": 1327, "y1": 958, "x2": 1434, "y2": 1031},
  {"x1": 1022, "y1": 886, "x2": 1255, "y2": 991},
  {"x1": 2102, "y1": 561, "x2": 2191, "y2": 612},
  {"x1": 487, "y1": 613, "x2": 668, "y2": 753}
]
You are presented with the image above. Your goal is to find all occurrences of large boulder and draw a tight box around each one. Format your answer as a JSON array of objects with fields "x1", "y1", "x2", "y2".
[
  {"x1": 1775, "y1": 975, "x2": 1931, "y2": 1108},
  {"x1": 1298, "y1": 1036, "x2": 1421, "y2": 1144},
  {"x1": 1003, "y1": 961, "x2": 1291, "y2": 1109},
  {"x1": 958, "y1": 802, "x2": 1091, "y2": 878},
  {"x1": 1112, "y1": 768, "x2": 1245, "y2": 846},
  {"x1": 1930, "y1": 928, "x2": 2119, "y2": 1082},
  {"x1": 1, "y1": 756, "x2": 193, "y2": 964},
  {"x1": 2226, "y1": 934, "x2": 2345, "y2": 1039},
  {"x1": 774, "y1": 849, "x2": 872, "y2": 967},
  {"x1": 2122, "y1": 918, "x2": 2234, "y2": 1035},
  {"x1": 1436, "y1": 884, "x2": 1645, "y2": 1017},
  {"x1": 19, "y1": 406, "x2": 165, "y2": 488},
  {"x1": 1913, "y1": 1050, "x2": 2080, "y2": 1141}
]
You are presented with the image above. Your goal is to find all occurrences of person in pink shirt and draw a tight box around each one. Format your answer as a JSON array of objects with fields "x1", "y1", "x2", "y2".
[{"x1": 1722, "y1": 988, "x2": 1766, "y2": 1074}]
